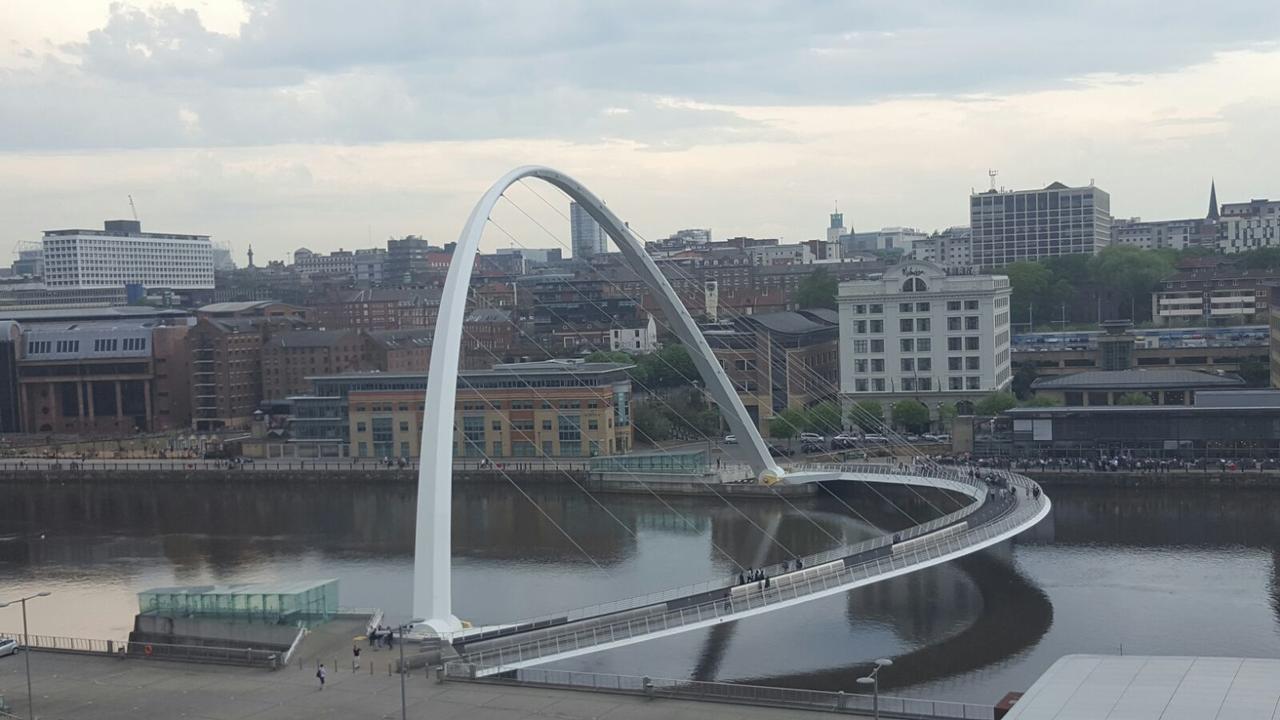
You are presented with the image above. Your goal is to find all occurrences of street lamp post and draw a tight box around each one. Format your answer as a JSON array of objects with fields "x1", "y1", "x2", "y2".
[
  {"x1": 398, "y1": 618, "x2": 425, "y2": 720},
  {"x1": 855, "y1": 658, "x2": 893, "y2": 720},
  {"x1": 0, "y1": 591, "x2": 52, "y2": 720}
]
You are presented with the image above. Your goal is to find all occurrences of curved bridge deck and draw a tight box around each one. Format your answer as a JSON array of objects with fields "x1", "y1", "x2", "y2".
[{"x1": 452, "y1": 466, "x2": 1050, "y2": 677}]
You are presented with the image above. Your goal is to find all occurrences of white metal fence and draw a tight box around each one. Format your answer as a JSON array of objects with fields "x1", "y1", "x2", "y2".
[{"x1": 443, "y1": 664, "x2": 996, "y2": 719}]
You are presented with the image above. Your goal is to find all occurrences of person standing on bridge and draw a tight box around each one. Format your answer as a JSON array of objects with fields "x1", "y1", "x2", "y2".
[
  {"x1": 352, "y1": 644, "x2": 361, "y2": 670},
  {"x1": 316, "y1": 663, "x2": 327, "y2": 690}
]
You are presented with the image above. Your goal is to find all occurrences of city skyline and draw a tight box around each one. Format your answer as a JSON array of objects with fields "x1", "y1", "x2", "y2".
[{"x1": 1, "y1": 2, "x2": 1279, "y2": 264}]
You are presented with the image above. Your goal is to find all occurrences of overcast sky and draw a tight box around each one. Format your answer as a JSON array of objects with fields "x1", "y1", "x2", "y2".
[{"x1": 1, "y1": 1, "x2": 1278, "y2": 264}]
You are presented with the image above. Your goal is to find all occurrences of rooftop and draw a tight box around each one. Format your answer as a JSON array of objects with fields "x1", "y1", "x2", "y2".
[
  {"x1": 741, "y1": 309, "x2": 839, "y2": 335},
  {"x1": 0, "y1": 306, "x2": 190, "y2": 323},
  {"x1": 1005, "y1": 654, "x2": 1280, "y2": 720},
  {"x1": 197, "y1": 300, "x2": 296, "y2": 314},
  {"x1": 1031, "y1": 368, "x2": 1245, "y2": 391},
  {"x1": 266, "y1": 330, "x2": 359, "y2": 349}
]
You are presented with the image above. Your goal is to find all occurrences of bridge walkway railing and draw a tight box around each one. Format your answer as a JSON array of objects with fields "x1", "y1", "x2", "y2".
[
  {"x1": 444, "y1": 664, "x2": 996, "y2": 719},
  {"x1": 458, "y1": 464, "x2": 992, "y2": 643},
  {"x1": 462, "y1": 473, "x2": 1045, "y2": 671}
]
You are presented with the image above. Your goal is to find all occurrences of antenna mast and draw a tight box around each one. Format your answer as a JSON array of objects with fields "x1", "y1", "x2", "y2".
[
  {"x1": 128, "y1": 195, "x2": 139, "y2": 222},
  {"x1": 987, "y1": 169, "x2": 999, "y2": 191}
]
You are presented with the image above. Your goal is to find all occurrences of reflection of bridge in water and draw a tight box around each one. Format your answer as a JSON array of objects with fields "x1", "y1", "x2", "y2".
[{"x1": 411, "y1": 166, "x2": 1052, "y2": 674}]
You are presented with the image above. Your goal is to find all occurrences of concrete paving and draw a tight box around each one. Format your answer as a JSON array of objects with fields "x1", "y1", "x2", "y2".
[{"x1": 0, "y1": 650, "x2": 869, "y2": 719}]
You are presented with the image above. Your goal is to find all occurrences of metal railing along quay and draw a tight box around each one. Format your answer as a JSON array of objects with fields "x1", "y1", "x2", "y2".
[
  {"x1": 461, "y1": 473, "x2": 1045, "y2": 670},
  {"x1": 443, "y1": 664, "x2": 996, "y2": 719},
  {"x1": 0, "y1": 632, "x2": 282, "y2": 668}
]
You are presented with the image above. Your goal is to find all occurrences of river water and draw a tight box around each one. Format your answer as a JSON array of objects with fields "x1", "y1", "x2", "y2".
[{"x1": 0, "y1": 480, "x2": 1277, "y2": 705}]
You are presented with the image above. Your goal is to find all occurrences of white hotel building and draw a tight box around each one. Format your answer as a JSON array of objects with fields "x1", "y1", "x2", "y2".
[
  {"x1": 838, "y1": 261, "x2": 1012, "y2": 422},
  {"x1": 42, "y1": 220, "x2": 214, "y2": 290}
]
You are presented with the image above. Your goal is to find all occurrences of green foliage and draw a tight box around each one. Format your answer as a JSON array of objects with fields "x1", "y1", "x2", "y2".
[
  {"x1": 1021, "y1": 395, "x2": 1061, "y2": 407},
  {"x1": 805, "y1": 401, "x2": 843, "y2": 435},
  {"x1": 1238, "y1": 246, "x2": 1280, "y2": 270},
  {"x1": 936, "y1": 402, "x2": 958, "y2": 429},
  {"x1": 769, "y1": 408, "x2": 807, "y2": 439},
  {"x1": 630, "y1": 345, "x2": 697, "y2": 388},
  {"x1": 1115, "y1": 392, "x2": 1153, "y2": 406},
  {"x1": 793, "y1": 268, "x2": 838, "y2": 310},
  {"x1": 1011, "y1": 365, "x2": 1040, "y2": 400},
  {"x1": 848, "y1": 399, "x2": 884, "y2": 431},
  {"x1": 632, "y1": 390, "x2": 721, "y2": 443},
  {"x1": 632, "y1": 402, "x2": 673, "y2": 441},
  {"x1": 891, "y1": 399, "x2": 930, "y2": 433},
  {"x1": 584, "y1": 350, "x2": 633, "y2": 364},
  {"x1": 1087, "y1": 246, "x2": 1177, "y2": 320},
  {"x1": 1238, "y1": 357, "x2": 1270, "y2": 388},
  {"x1": 974, "y1": 391, "x2": 1017, "y2": 416}
]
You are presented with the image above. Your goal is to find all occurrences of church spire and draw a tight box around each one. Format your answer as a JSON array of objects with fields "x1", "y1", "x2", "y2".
[{"x1": 1207, "y1": 179, "x2": 1220, "y2": 220}]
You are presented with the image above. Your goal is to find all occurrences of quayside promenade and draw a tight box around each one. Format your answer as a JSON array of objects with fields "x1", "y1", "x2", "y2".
[{"x1": 0, "y1": 650, "x2": 881, "y2": 720}]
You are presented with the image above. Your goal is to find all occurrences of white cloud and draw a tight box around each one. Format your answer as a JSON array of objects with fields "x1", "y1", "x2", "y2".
[{"x1": 0, "y1": 2, "x2": 1276, "y2": 263}]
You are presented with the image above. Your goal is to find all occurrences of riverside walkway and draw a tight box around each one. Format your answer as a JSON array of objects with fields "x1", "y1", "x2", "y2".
[
  {"x1": 0, "y1": 650, "x2": 877, "y2": 720},
  {"x1": 452, "y1": 465, "x2": 1049, "y2": 676}
]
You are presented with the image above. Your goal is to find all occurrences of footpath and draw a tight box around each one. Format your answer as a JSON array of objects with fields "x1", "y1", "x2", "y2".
[{"x1": 0, "y1": 650, "x2": 868, "y2": 720}]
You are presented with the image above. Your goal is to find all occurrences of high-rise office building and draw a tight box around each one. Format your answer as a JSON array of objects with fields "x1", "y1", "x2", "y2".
[
  {"x1": 570, "y1": 202, "x2": 608, "y2": 258},
  {"x1": 969, "y1": 181, "x2": 1111, "y2": 267},
  {"x1": 42, "y1": 220, "x2": 214, "y2": 290}
]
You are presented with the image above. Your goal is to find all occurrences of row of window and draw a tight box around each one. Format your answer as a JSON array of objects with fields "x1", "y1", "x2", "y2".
[{"x1": 851, "y1": 376, "x2": 985, "y2": 392}]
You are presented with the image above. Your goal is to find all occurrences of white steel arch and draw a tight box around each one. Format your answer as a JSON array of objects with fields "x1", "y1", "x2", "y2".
[{"x1": 414, "y1": 166, "x2": 784, "y2": 632}]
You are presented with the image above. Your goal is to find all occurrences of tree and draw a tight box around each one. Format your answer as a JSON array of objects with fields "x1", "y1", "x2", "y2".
[
  {"x1": 848, "y1": 400, "x2": 884, "y2": 431},
  {"x1": 1115, "y1": 392, "x2": 1153, "y2": 406},
  {"x1": 633, "y1": 402, "x2": 672, "y2": 441},
  {"x1": 1011, "y1": 365, "x2": 1040, "y2": 400},
  {"x1": 794, "y1": 268, "x2": 838, "y2": 310},
  {"x1": 974, "y1": 391, "x2": 1017, "y2": 416},
  {"x1": 1021, "y1": 395, "x2": 1061, "y2": 407},
  {"x1": 631, "y1": 345, "x2": 697, "y2": 388},
  {"x1": 1088, "y1": 246, "x2": 1176, "y2": 322},
  {"x1": 769, "y1": 408, "x2": 806, "y2": 439},
  {"x1": 936, "y1": 402, "x2": 958, "y2": 430},
  {"x1": 891, "y1": 400, "x2": 930, "y2": 433},
  {"x1": 805, "y1": 401, "x2": 843, "y2": 435},
  {"x1": 1004, "y1": 261, "x2": 1054, "y2": 328},
  {"x1": 1239, "y1": 246, "x2": 1280, "y2": 271},
  {"x1": 585, "y1": 350, "x2": 632, "y2": 364},
  {"x1": 1238, "y1": 357, "x2": 1270, "y2": 387}
]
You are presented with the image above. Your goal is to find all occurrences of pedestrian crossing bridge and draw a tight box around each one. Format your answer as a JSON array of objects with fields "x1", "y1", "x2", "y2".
[
  {"x1": 412, "y1": 165, "x2": 1051, "y2": 675},
  {"x1": 450, "y1": 464, "x2": 1050, "y2": 677}
]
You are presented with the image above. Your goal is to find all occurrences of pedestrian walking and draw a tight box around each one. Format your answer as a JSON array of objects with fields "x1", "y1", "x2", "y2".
[
  {"x1": 352, "y1": 645, "x2": 361, "y2": 670},
  {"x1": 317, "y1": 663, "x2": 327, "y2": 689}
]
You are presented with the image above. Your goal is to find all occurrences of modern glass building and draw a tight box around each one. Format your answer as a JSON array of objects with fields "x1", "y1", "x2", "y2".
[{"x1": 137, "y1": 579, "x2": 339, "y2": 626}]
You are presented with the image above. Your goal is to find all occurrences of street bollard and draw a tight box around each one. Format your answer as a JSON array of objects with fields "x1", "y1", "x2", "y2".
[{"x1": 643, "y1": 676, "x2": 654, "y2": 700}]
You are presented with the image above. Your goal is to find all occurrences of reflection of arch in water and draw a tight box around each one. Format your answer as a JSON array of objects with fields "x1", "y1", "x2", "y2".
[{"x1": 731, "y1": 552, "x2": 1053, "y2": 692}]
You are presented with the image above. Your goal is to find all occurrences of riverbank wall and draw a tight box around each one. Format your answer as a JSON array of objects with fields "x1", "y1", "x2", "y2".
[
  {"x1": 1024, "y1": 470, "x2": 1280, "y2": 488},
  {"x1": 0, "y1": 468, "x2": 817, "y2": 497}
]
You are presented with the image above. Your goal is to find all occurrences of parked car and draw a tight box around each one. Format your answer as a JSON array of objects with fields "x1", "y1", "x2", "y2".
[
  {"x1": 934, "y1": 434, "x2": 951, "y2": 444},
  {"x1": 0, "y1": 638, "x2": 18, "y2": 658},
  {"x1": 905, "y1": 434, "x2": 922, "y2": 442},
  {"x1": 799, "y1": 432, "x2": 825, "y2": 444},
  {"x1": 800, "y1": 441, "x2": 824, "y2": 453},
  {"x1": 862, "y1": 434, "x2": 888, "y2": 443},
  {"x1": 723, "y1": 435, "x2": 737, "y2": 444},
  {"x1": 767, "y1": 445, "x2": 795, "y2": 457},
  {"x1": 832, "y1": 434, "x2": 859, "y2": 449}
]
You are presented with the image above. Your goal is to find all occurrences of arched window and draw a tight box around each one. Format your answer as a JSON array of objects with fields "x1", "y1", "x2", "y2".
[
  {"x1": 901, "y1": 277, "x2": 927, "y2": 293},
  {"x1": 955, "y1": 400, "x2": 975, "y2": 415}
]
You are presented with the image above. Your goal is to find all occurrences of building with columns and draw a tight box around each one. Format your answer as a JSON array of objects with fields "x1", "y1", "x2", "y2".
[{"x1": 15, "y1": 320, "x2": 192, "y2": 433}]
